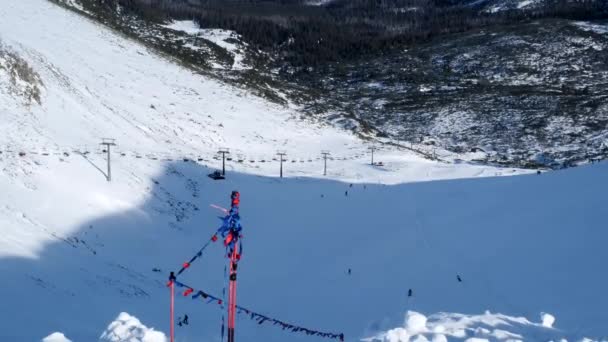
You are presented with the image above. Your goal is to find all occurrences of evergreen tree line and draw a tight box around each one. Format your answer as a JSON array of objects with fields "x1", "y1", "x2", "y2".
[{"x1": 108, "y1": 0, "x2": 608, "y2": 66}]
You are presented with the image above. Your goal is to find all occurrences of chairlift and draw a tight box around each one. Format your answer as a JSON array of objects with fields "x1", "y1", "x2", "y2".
[{"x1": 208, "y1": 170, "x2": 225, "y2": 180}]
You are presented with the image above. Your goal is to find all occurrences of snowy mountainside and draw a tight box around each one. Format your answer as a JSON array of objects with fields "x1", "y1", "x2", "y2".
[
  {"x1": 0, "y1": 42, "x2": 43, "y2": 107},
  {"x1": 161, "y1": 20, "x2": 249, "y2": 71},
  {"x1": 459, "y1": 0, "x2": 547, "y2": 12},
  {"x1": 307, "y1": 19, "x2": 608, "y2": 168},
  {"x1": 0, "y1": 0, "x2": 607, "y2": 342},
  {"x1": 51, "y1": 0, "x2": 608, "y2": 169},
  {"x1": 0, "y1": 0, "x2": 519, "y2": 185}
]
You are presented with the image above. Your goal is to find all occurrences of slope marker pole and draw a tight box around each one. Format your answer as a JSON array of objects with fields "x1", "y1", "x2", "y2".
[
  {"x1": 227, "y1": 243, "x2": 239, "y2": 342},
  {"x1": 170, "y1": 281, "x2": 175, "y2": 342}
]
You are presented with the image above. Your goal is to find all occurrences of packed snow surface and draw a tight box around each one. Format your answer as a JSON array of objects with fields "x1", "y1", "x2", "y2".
[
  {"x1": 0, "y1": 0, "x2": 606, "y2": 341},
  {"x1": 41, "y1": 332, "x2": 72, "y2": 342},
  {"x1": 365, "y1": 311, "x2": 589, "y2": 341}
]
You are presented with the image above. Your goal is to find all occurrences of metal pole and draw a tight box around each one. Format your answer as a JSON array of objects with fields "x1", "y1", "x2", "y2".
[
  {"x1": 101, "y1": 138, "x2": 116, "y2": 182},
  {"x1": 277, "y1": 151, "x2": 286, "y2": 178},
  {"x1": 107, "y1": 146, "x2": 111, "y2": 181},
  {"x1": 371, "y1": 148, "x2": 374, "y2": 165},
  {"x1": 321, "y1": 151, "x2": 330, "y2": 176},
  {"x1": 170, "y1": 282, "x2": 175, "y2": 342},
  {"x1": 222, "y1": 153, "x2": 226, "y2": 175},
  {"x1": 227, "y1": 244, "x2": 239, "y2": 342},
  {"x1": 218, "y1": 148, "x2": 230, "y2": 176}
]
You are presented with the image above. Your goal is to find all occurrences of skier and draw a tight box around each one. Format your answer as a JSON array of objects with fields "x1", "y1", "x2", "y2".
[
  {"x1": 348, "y1": 268, "x2": 351, "y2": 275},
  {"x1": 457, "y1": 275, "x2": 462, "y2": 282},
  {"x1": 178, "y1": 314, "x2": 189, "y2": 327},
  {"x1": 345, "y1": 190, "x2": 348, "y2": 196},
  {"x1": 408, "y1": 289, "x2": 413, "y2": 297}
]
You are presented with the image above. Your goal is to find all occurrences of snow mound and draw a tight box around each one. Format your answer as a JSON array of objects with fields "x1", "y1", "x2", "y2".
[
  {"x1": 99, "y1": 312, "x2": 167, "y2": 342},
  {"x1": 42, "y1": 332, "x2": 72, "y2": 342},
  {"x1": 365, "y1": 311, "x2": 597, "y2": 342},
  {"x1": 405, "y1": 312, "x2": 428, "y2": 334},
  {"x1": 541, "y1": 312, "x2": 555, "y2": 328}
]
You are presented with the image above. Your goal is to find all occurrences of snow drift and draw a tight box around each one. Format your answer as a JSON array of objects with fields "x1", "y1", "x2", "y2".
[
  {"x1": 41, "y1": 332, "x2": 72, "y2": 342},
  {"x1": 99, "y1": 312, "x2": 167, "y2": 342},
  {"x1": 365, "y1": 311, "x2": 587, "y2": 342}
]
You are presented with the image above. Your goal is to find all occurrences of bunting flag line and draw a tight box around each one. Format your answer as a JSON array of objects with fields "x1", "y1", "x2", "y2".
[
  {"x1": 174, "y1": 194, "x2": 244, "y2": 277},
  {"x1": 168, "y1": 191, "x2": 344, "y2": 341},
  {"x1": 175, "y1": 233, "x2": 218, "y2": 276},
  {"x1": 168, "y1": 279, "x2": 345, "y2": 341}
]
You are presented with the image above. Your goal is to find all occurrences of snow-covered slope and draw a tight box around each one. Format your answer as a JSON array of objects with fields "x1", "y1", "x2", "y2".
[
  {"x1": 1, "y1": 153, "x2": 607, "y2": 341},
  {"x1": 0, "y1": 0, "x2": 519, "y2": 185},
  {"x1": 0, "y1": 0, "x2": 606, "y2": 341}
]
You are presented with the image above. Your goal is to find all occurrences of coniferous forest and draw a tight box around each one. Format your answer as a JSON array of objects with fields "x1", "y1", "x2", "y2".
[{"x1": 96, "y1": 0, "x2": 608, "y2": 66}]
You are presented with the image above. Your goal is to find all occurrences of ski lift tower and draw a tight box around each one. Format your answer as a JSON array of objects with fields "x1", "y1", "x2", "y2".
[
  {"x1": 277, "y1": 150, "x2": 287, "y2": 178},
  {"x1": 321, "y1": 150, "x2": 330, "y2": 176},
  {"x1": 218, "y1": 148, "x2": 230, "y2": 176},
  {"x1": 100, "y1": 138, "x2": 117, "y2": 181},
  {"x1": 368, "y1": 145, "x2": 377, "y2": 166}
]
